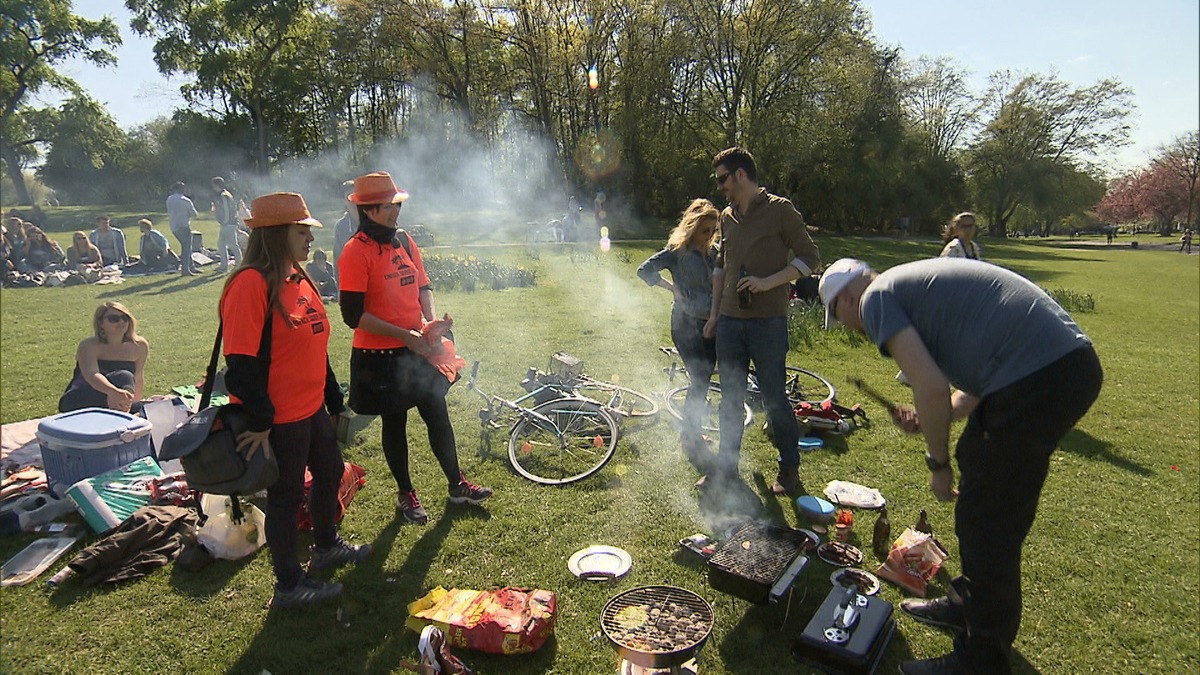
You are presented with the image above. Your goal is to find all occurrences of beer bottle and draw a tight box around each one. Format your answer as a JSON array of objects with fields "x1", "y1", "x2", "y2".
[
  {"x1": 737, "y1": 265, "x2": 752, "y2": 309},
  {"x1": 872, "y1": 506, "x2": 892, "y2": 558}
]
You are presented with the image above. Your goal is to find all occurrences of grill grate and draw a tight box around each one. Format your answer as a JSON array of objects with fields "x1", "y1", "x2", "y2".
[
  {"x1": 601, "y1": 586, "x2": 713, "y2": 656},
  {"x1": 708, "y1": 522, "x2": 804, "y2": 585}
]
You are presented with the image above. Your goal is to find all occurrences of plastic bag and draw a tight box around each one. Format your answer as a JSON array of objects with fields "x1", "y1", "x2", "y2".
[
  {"x1": 196, "y1": 494, "x2": 265, "y2": 560},
  {"x1": 874, "y1": 527, "x2": 949, "y2": 597}
]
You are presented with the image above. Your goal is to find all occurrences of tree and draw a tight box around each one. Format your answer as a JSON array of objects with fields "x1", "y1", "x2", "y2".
[
  {"x1": 1156, "y1": 130, "x2": 1200, "y2": 230},
  {"x1": 966, "y1": 71, "x2": 1132, "y2": 237},
  {"x1": 36, "y1": 94, "x2": 127, "y2": 204},
  {"x1": 1096, "y1": 131, "x2": 1200, "y2": 234},
  {"x1": 1, "y1": 0, "x2": 120, "y2": 204},
  {"x1": 898, "y1": 56, "x2": 980, "y2": 160},
  {"x1": 126, "y1": 0, "x2": 327, "y2": 172}
]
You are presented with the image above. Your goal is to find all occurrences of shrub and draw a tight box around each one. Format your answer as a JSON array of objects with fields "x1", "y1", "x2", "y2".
[
  {"x1": 423, "y1": 255, "x2": 537, "y2": 292},
  {"x1": 1045, "y1": 287, "x2": 1096, "y2": 313}
]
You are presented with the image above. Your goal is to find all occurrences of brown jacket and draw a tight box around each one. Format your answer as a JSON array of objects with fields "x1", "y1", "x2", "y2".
[{"x1": 716, "y1": 188, "x2": 821, "y2": 317}]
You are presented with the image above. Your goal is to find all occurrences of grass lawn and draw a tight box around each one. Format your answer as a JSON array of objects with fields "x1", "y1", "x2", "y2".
[{"x1": 1, "y1": 234, "x2": 1196, "y2": 674}]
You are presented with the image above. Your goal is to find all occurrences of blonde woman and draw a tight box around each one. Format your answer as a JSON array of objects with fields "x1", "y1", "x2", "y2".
[
  {"x1": 637, "y1": 198, "x2": 720, "y2": 464},
  {"x1": 66, "y1": 231, "x2": 103, "y2": 270},
  {"x1": 940, "y1": 212, "x2": 983, "y2": 260},
  {"x1": 59, "y1": 302, "x2": 149, "y2": 413}
]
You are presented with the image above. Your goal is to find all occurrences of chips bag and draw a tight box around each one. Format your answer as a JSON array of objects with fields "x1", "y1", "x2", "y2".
[
  {"x1": 874, "y1": 527, "x2": 949, "y2": 597},
  {"x1": 406, "y1": 587, "x2": 556, "y2": 655}
]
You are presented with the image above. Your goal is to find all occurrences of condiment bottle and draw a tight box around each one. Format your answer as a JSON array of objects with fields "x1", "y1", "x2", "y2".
[
  {"x1": 915, "y1": 509, "x2": 933, "y2": 535},
  {"x1": 872, "y1": 506, "x2": 891, "y2": 558}
]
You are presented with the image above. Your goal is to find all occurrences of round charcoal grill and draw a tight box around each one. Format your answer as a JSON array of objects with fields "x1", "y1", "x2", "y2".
[{"x1": 600, "y1": 585, "x2": 714, "y2": 670}]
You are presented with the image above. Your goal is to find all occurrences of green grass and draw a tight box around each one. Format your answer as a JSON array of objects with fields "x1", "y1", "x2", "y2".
[{"x1": 1, "y1": 236, "x2": 1197, "y2": 674}]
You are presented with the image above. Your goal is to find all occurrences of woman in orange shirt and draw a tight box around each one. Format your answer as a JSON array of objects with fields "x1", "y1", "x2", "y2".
[
  {"x1": 338, "y1": 172, "x2": 492, "y2": 525},
  {"x1": 219, "y1": 192, "x2": 370, "y2": 609}
]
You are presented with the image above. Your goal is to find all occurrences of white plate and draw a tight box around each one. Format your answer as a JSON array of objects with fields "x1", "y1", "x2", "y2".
[
  {"x1": 830, "y1": 568, "x2": 881, "y2": 595},
  {"x1": 568, "y1": 545, "x2": 632, "y2": 580}
]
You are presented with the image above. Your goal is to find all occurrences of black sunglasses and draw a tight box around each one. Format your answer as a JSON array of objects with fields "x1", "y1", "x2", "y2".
[
  {"x1": 715, "y1": 171, "x2": 731, "y2": 185},
  {"x1": 104, "y1": 314, "x2": 129, "y2": 324}
]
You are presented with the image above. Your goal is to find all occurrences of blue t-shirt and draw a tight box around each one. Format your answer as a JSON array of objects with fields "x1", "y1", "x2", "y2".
[{"x1": 860, "y1": 258, "x2": 1091, "y2": 397}]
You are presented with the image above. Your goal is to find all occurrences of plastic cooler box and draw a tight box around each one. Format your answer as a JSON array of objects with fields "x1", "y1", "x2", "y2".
[{"x1": 37, "y1": 408, "x2": 154, "y2": 496}]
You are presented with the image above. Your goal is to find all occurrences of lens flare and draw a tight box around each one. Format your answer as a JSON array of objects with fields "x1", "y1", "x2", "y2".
[
  {"x1": 573, "y1": 128, "x2": 622, "y2": 180},
  {"x1": 600, "y1": 236, "x2": 611, "y2": 253},
  {"x1": 588, "y1": 65, "x2": 600, "y2": 90}
]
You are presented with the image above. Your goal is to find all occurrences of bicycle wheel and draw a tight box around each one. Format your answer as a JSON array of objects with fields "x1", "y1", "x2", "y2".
[
  {"x1": 569, "y1": 381, "x2": 659, "y2": 421},
  {"x1": 664, "y1": 383, "x2": 753, "y2": 431},
  {"x1": 784, "y1": 366, "x2": 836, "y2": 406},
  {"x1": 508, "y1": 398, "x2": 619, "y2": 485}
]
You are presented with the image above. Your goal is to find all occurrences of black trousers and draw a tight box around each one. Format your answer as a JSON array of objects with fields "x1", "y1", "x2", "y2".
[
  {"x1": 952, "y1": 346, "x2": 1103, "y2": 672},
  {"x1": 265, "y1": 407, "x2": 343, "y2": 590}
]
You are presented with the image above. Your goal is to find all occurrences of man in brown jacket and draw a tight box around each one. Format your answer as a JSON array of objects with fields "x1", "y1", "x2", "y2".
[{"x1": 703, "y1": 147, "x2": 822, "y2": 495}]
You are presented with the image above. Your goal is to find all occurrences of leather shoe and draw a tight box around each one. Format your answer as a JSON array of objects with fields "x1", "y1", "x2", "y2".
[{"x1": 770, "y1": 465, "x2": 800, "y2": 495}]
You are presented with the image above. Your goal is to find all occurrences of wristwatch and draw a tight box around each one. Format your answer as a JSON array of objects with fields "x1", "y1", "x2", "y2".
[{"x1": 925, "y1": 453, "x2": 951, "y2": 472}]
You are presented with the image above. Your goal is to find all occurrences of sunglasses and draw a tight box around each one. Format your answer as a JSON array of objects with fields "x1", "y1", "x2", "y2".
[
  {"x1": 104, "y1": 314, "x2": 129, "y2": 324},
  {"x1": 715, "y1": 171, "x2": 731, "y2": 185}
]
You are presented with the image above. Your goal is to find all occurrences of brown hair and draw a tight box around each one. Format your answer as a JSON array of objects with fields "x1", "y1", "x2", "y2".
[
  {"x1": 666, "y1": 199, "x2": 721, "y2": 251},
  {"x1": 92, "y1": 301, "x2": 139, "y2": 342},
  {"x1": 220, "y1": 223, "x2": 313, "y2": 323},
  {"x1": 942, "y1": 212, "x2": 977, "y2": 243},
  {"x1": 712, "y1": 147, "x2": 758, "y2": 182}
]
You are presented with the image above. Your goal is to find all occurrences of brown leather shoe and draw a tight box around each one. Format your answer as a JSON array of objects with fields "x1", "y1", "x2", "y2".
[{"x1": 770, "y1": 465, "x2": 800, "y2": 495}]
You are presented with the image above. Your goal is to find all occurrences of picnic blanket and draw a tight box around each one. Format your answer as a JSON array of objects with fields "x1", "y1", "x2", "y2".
[{"x1": 2, "y1": 417, "x2": 46, "y2": 473}]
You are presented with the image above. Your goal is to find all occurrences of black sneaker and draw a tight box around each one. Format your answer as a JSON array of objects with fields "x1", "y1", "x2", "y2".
[
  {"x1": 309, "y1": 537, "x2": 372, "y2": 572},
  {"x1": 898, "y1": 652, "x2": 962, "y2": 674},
  {"x1": 448, "y1": 474, "x2": 493, "y2": 505},
  {"x1": 899, "y1": 596, "x2": 966, "y2": 632},
  {"x1": 270, "y1": 576, "x2": 343, "y2": 609},
  {"x1": 397, "y1": 489, "x2": 429, "y2": 524}
]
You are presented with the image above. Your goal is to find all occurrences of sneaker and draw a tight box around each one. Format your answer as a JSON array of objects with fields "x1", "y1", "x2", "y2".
[
  {"x1": 309, "y1": 537, "x2": 372, "y2": 571},
  {"x1": 270, "y1": 576, "x2": 343, "y2": 609},
  {"x1": 899, "y1": 596, "x2": 967, "y2": 632},
  {"x1": 770, "y1": 465, "x2": 800, "y2": 495},
  {"x1": 449, "y1": 474, "x2": 493, "y2": 505},
  {"x1": 898, "y1": 653, "x2": 962, "y2": 674},
  {"x1": 397, "y1": 489, "x2": 429, "y2": 524}
]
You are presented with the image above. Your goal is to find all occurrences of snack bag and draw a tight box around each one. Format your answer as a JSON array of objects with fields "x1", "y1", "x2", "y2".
[
  {"x1": 406, "y1": 587, "x2": 556, "y2": 655},
  {"x1": 874, "y1": 527, "x2": 949, "y2": 597}
]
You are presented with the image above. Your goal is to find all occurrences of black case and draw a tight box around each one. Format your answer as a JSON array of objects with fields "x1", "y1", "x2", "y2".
[{"x1": 792, "y1": 586, "x2": 895, "y2": 675}]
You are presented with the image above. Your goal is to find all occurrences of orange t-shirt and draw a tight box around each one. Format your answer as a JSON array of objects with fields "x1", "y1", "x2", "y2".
[
  {"x1": 220, "y1": 269, "x2": 331, "y2": 424},
  {"x1": 338, "y1": 231, "x2": 430, "y2": 349}
]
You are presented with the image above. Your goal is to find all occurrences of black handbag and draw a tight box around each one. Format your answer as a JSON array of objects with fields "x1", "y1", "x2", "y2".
[{"x1": 159, "y1": 317, "x2": 278, "y2": 496}]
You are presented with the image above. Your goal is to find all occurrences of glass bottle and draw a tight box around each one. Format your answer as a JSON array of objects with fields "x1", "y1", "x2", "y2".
[
  {"x1": 737, "y1": 265, "x2": 752, "y2": 309},
  {"x1": 915, "y1": 509, "x2": 933, "y2": 535},
  {"x1": 872, "y1": 507, "x2": 891, "y2": 558}
]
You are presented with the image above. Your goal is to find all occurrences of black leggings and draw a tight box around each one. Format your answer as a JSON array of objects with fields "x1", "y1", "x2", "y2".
[
  {"x1": 59, "y1": 370, "x2": 136, "y2": 413},
  {"x1": 380, "y1": 398, "x2": 461, "y2": 492}
]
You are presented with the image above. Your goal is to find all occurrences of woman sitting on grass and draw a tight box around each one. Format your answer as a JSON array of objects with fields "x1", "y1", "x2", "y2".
[
  {"x1": 19, "y1": 226, "x2": 65, "y2": 273},
  {"x1": 59, "y1": 301, "x2": 149, "y2": 413},
  {"x1": 66, "y1": 231, "x2": 103, "y2": 271}
]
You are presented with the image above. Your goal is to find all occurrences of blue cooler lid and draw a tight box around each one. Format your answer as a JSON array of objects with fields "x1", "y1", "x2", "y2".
[
  {"x1": 796, "y1": 495, "x2": 835, "y2": 521},
  {"x1": 38, "y1": 408, "x2": 152, "y2": 445}
]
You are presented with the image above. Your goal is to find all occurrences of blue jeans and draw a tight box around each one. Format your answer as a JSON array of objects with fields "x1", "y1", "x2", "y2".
[
  {"x1": 671, "y1": 311, "x2": 716, "y2": 443},
  {"x1": 172, "y1": 227, "x2": 194, "y2": 273},
  {"x1": 715, "y1": 315, "x2": 800, "y2": 474}
]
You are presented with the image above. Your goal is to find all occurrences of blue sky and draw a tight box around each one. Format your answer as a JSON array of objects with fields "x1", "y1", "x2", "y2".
[{"x1": 42, "y1": 0, "x2": 1200, "y2": 173}]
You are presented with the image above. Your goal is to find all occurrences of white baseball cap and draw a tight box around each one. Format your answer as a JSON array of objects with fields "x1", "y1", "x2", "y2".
[{"x1": 818, "y1": 258, "x2": 872, "y2": 329}]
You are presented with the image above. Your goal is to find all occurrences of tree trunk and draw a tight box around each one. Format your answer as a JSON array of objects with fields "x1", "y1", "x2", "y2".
[{"x1": 0, "y1": 144, "x2": 33, "y2": 205}]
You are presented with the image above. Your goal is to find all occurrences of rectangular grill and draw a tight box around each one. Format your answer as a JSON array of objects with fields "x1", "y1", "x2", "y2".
[{"x1": 708, "y1": 522, "x2": 811, "y2": 604}]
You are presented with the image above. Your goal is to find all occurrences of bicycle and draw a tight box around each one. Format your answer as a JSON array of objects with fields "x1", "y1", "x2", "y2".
[
  {"x1": 659, "y1": 346, "x2": 836, "y2": 431},
  {"x1": 519, "y1": 352, "x2": 659, "y2": 422},
  {"x1": 468, "y1": 361, "x2": 620, "y2": 485}
]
